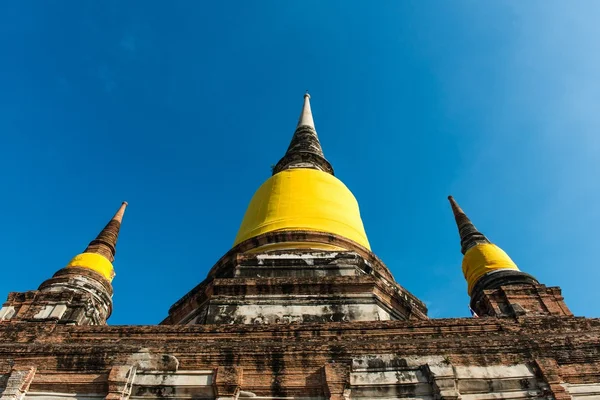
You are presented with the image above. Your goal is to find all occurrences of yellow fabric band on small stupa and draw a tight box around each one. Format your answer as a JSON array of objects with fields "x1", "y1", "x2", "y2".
[
  {"x1": 462, "y1": 243, "x2": 520, "y2": 295},
  {"x1": 66, "y1": 252, "x2": 115, "y2": 282}
]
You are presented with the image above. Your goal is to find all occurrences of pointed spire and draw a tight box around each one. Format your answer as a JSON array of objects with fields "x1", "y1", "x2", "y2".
[
  {"x1": 448, "y1": 196, "x2": 490, "y2": 254},
  {"x1": 84, "y1": 202, "x2": 128, "y2": 262},
  {"x1": 272, "y1": 93, "x2": 334, "y2": 175},
  {"x1": 297, "y1": 91, "x2": 315, "y2": 129}
]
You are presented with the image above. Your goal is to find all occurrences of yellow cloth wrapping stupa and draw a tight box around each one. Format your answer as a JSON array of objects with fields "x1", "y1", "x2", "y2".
[
  {"x1": 234, "y1": 168, "x2": 371, "y2": 250},
  {"x1": 66, "y1": 253, "x2": 115, "y2": 282},
  {"x1": 462, "y1": 243, "x2": 520, "y2": 295}
]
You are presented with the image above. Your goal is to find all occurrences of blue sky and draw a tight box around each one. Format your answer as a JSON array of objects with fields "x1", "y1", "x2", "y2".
[{"x1": 1, "y1": 2, "x2": 599, "y2": 324}]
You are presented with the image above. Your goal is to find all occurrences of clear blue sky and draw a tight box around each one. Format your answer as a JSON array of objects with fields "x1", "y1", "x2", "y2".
[{"x1": 1, "y1": 2, "x2": 598, "y2": 324}]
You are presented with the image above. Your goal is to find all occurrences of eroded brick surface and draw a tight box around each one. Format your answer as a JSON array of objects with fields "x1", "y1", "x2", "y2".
[{"x1": 0, "y1": 317, "x2": 598, "y2": 398}]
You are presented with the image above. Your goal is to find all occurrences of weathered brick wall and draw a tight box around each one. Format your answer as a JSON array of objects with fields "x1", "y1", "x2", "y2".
[
  {"x1": 472, "y1": 282, "x2": 572, "y2": 318},
  {"x1": 164, "y1": 250, "x2": 427, "y2": 325},
  {"x1": 0, "y1": 316, "x2": 598, "y2": 399}
]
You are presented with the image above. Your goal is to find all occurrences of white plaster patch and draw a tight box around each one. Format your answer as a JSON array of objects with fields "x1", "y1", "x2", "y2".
[
  {"x1": 562, "y1": 382, "x2": 600, "y2": 398},
  {"x1": 210, "y1": 303, "x2": 391, "y2": 324},
  {"x1": 130, "y1": 371, "x2": 215, "y2": 399},
  {"x1": 255, "y1": 252, "x2": 338, "y2": 261},
  {"x1": 454, "y1": 364, "x2": 535, "y2": 379},
  {"x1": 134, "y1": 370, "x2": 213, "y2": 386},
  {"x1": 33, "y1": 306, "x2": 54, "y2": 319},
  {"x1": 49, "y1": 304, "x2": 67, "y2": 319},
  {"x1": 25, "y1": 393, "x2": 104, "y2": 400},
  {"x1": 348, "y1": 357, "x2": 545, "y2": 400},
  {"x1": 0, "y1": 306, "x2": 15, "y2": 320}
]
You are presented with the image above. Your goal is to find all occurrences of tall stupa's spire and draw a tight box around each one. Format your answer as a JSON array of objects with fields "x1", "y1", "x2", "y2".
[
  {"x1": 448, "y1": 196, "x2": 490, "y2": 255},
  {"x1": 65, "y1": 202, "x2": 128, "y2": 282},
  {"x1": 84, "y1": 201, "x2": 128, "y2": 263},
  {"x1": 272, "y1": 92, "x2": 334, "y2": 175}
]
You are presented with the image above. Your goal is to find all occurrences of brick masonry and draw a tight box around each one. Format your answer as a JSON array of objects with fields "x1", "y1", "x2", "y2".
[{"x1": 0, "y1": 316, "x2": 599, "y2": 398}]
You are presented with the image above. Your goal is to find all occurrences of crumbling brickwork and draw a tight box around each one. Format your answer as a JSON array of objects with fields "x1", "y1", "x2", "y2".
[
  {"x1": 0, "y1": 267, "x2": 113, "y2": 326},
  {"x1": 0, "y1": 316, "x2": 599, "y2": 399},
  {"x1": 474, "y1": 283, "x2": 572, "y2": 318}
]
